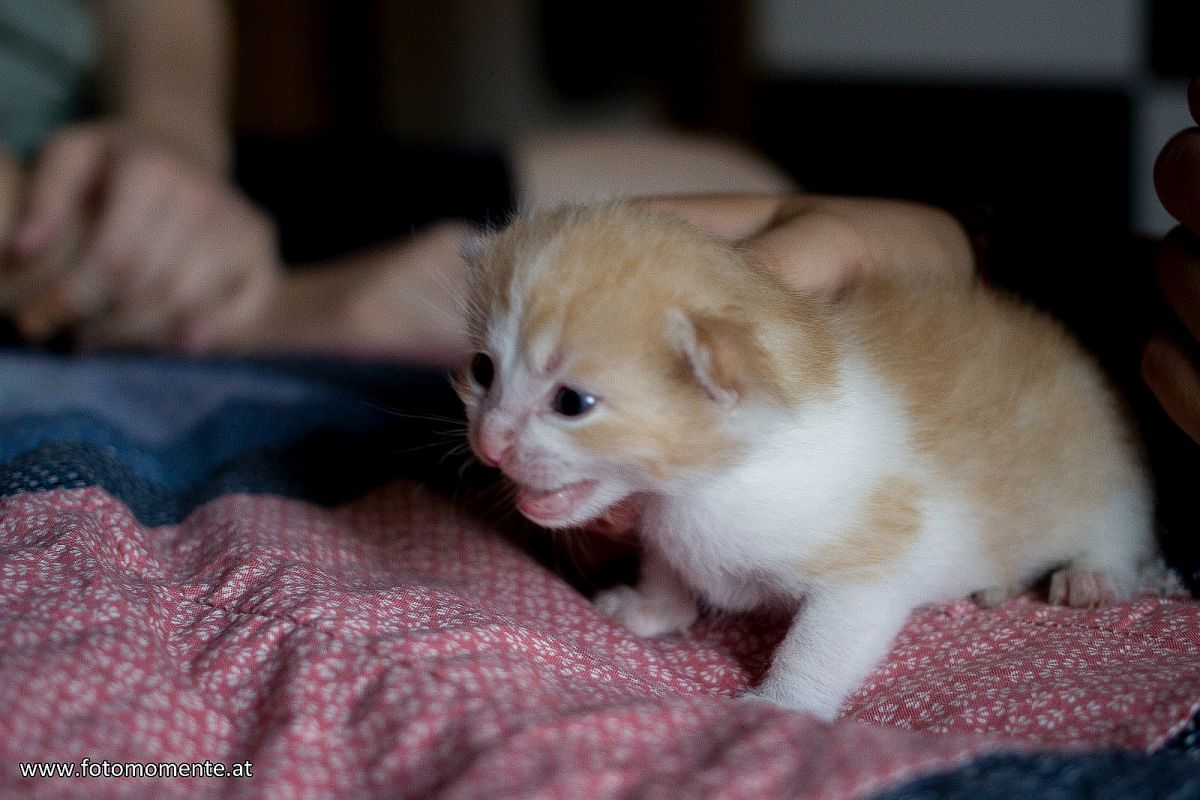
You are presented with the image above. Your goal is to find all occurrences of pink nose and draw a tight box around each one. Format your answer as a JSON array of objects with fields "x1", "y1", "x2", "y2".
[{"x1": 476, "y1": 425, "x2": 514, "y2": 468}]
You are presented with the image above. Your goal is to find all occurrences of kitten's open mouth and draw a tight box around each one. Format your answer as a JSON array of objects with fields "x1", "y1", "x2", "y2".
[{"x1": 516, "y1": 479, "x2": 600, "y2": 525}]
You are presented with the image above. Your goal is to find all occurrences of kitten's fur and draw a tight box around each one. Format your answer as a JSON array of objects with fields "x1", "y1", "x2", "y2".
[{"x1": 457, "y1": 204, "x2": 1154, "y2": 718}]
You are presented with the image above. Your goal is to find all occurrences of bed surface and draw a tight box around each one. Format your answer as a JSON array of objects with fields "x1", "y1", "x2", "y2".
[{"x1": 1, "y1": 351, "x2": 1197, "y2": 800}]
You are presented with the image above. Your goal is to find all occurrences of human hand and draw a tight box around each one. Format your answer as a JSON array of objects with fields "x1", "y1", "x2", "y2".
[
  {"x1": 3, "y1": 120, "x2": 280, "y2": 351},
  {"x1": 637, "y1": 193, "x2": 975, "y2": 294},
  {"x1": 0, "y1": 148, "x2": 87, "y2": 324},
  {"x1": 1144, "y1": 77, "x2": 1200, "y2": 445}
]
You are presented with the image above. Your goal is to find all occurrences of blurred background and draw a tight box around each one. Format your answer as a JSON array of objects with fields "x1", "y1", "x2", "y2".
[
  {"x1": 232, "y1": 0, "x2": 1197, "y2": 240},
  {"x1": 229, "y1": 0, "x2": 1200, "y2": 559}
]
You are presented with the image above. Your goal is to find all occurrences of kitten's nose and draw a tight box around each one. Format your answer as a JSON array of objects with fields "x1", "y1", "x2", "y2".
[{"x1": 477, "y1": 425, "x2": 514, "y2": 468}]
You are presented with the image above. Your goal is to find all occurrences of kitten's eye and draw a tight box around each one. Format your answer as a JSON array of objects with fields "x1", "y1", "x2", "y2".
[
  {"x1": 551, "y1": 386, "x2": 597, "y2": 417},
  {"x1": 469, "y1": 352, "x2": 494, "y2": 389}
]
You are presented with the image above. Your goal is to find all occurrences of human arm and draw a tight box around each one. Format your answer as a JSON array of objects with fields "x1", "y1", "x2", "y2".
[
  {"x1": 214, "y1": 194, "x2": 973, "y2": 367},
  {"x1": 212, "y1": 191, "x2": 974, "y2": 370},
  {"x1": 90, "y1": 0, "x2": 231, "y2": 173},
  {"x1": 225, "y1": 221, "x2": 475, "y2": 365}
]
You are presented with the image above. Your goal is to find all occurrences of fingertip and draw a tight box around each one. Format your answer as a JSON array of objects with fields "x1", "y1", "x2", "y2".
[
  {"x1": 1188, "y1": 77, "x2": 1200, "y2": 125},
  {"x1": 1141, "y1": 333, "x2": 1200, "y2": 445},
  {"x1": 1156, "y1": 228, "x2": 1200, "y2": 336},
  {"x1": 1154, "y1": 129, "x2": 1200, "y2": 231}
]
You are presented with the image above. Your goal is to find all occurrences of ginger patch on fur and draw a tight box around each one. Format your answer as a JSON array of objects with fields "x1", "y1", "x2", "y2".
[{"x1": 800, "y1": 476, "x2": 922, "y2": 581}]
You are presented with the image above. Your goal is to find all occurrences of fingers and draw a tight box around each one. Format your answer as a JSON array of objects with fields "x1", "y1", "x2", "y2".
[
  {"x1": 635, "y1": 194, "x2": 869, "y2": 290},
  {"x1": 1146, "y1": 80, "x2": 1200, "y2": 448},
  {"x1": 1157, "y1": 227, "x2": 1200, "y2": 342},
  {"x1": 12, "y1": 124, "x2": 107, "y2": 258},
  {"x1": 15, "y1": 276, "x2": 104, "y2": 341},
  {"x1": 183, "y1": 202, "x2": 280, "y2": 352},
  {"x1": 6, "y1": 124, "x2": 112, "y2": 336},
  {"x1": 2, "y1": 125, "x2": 107, "y2": 336},
  {"x1": 8, "y1": 215, "x2": 91, "y2": 338},
  {"x1": 185, "y1": 251, "x2": 279, "y2": 352},
  {"x1": 1150, "y1": 224, "x2": 1200, "y2": 446},
  {"x1": 6, "y1": 127, "x2": 280, "y2": 350},
  {"x1": 79, "y1": 198, "x2": 278, "y2": 352},
  {"x1": 636, "y1": 194, "x2": 974, "y2": 293},
  {"x1": 20, "y1": 151, "x2": 255, "y2": 347},
  {"x1": 1142, "y1": 334, "x2": 1200, "y2": 445},
  {"x1": 107, "y1": 176, "x2": 214, "y2": 310},
  {"x1": 13, "y1": 168, "x2": 172, "y2": 338},
  {"x1": 742, "y1": 209, "x2": 872, "y2": 292},
  {"x1": 167, "y1": 199, "x2": 278, "y2": 352},
  {"x1": 78, "y1": 151, "x2": 178, "y2": 279}
]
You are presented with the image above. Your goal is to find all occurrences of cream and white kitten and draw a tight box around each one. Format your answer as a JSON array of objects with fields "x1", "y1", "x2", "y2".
[{"x1": 456, "y1": 204, "x2": 1154, "y2": 719}]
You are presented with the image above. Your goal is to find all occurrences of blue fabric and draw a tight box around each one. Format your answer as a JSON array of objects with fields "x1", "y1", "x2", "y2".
[
  {"x1": 872, "y1": 749, "x2": 1200, "y2": 800},
  {"x1": 0, "y1": 350, "x2": 475, "y2": 523},
  {"x1": 0, "y1": 352, "x2": 398, "y2": 490},
  {"x1": 0, "y1": 351, "x2": 347, "y2": 447}
]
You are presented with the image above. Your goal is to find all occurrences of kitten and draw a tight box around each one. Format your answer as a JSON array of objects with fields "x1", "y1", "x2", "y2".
[{"x1": 456, "y1": 203, "x2": 1154, "y2": 719}]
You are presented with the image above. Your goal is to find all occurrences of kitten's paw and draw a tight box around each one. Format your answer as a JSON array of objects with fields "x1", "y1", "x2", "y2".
[
  {"x1": 972, "y1": 582, "x2": 1026, "y2": 608},
  {"x1": 592, "y1": 585, "x2": 696, "y2": 637},
  {"x1": 1047, "y1": 565, "x2": 1132, "y2": 608},
  {"x1": 743, "y1": 675, "x2": 843, "y2": 720},
  {"x1": 736, "y1": 687, "x2": 771, "y2": 705}
]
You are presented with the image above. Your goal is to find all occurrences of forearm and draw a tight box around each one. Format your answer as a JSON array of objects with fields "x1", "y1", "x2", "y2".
[
  {"x1": 241, "y1": 222, "x2": 473, "y2": 364},
  {"x1": 227, "y1": 194, "x2": 974, "y2": 364},
  {"x1": 251, "y1": 256, "x2": 394, "y2": 355},
  {"x1": 92, "y1": 0, "x2": 232, "y2": 174}
]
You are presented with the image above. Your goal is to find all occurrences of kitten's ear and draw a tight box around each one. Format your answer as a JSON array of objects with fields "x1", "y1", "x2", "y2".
[{"x1": 666, "y1": 308, "x2": 778, "y2": 409}]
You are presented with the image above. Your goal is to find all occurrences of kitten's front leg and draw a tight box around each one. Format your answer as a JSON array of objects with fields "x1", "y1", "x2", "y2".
[
  {"x1": 749, "y1": 584, "x2": 914, "y2": 719},
  {"x1": 593, "y1": 546, "x2": 697, "y2": 636}
]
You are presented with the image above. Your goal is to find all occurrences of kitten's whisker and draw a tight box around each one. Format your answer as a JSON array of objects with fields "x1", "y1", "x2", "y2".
[
  {"x1": 438, "y1": 440, "x2": 474, "y2": 468},
  {"x1": 359, "y1": 398, "x2": 468, "y2": 429},
  {"x1": 456, "y1": 451, "x2": 485, "y2": 479},
  {"x1": 387, "y1": 438, "x2": 470, "y2": 457}
]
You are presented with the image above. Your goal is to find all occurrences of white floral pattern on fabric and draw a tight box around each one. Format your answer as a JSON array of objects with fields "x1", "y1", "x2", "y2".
[{"x1": 1, "y1": 484, "x2": 1197, "y2": 799}]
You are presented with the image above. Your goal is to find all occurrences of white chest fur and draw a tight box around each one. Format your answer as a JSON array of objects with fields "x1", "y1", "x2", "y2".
[{"x1": 643, "y1": 357, "x2": 919, "y2": 606}]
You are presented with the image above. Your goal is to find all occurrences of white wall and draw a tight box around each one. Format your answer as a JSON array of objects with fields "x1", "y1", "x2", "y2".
[{"x1": 751, "y1": 0, "x2": 1192, "y2": 236}]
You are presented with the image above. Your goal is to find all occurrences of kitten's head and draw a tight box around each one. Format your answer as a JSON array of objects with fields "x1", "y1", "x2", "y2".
[{"x1": 456, "y1": 204, "x2": 823, "y2": 528}]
